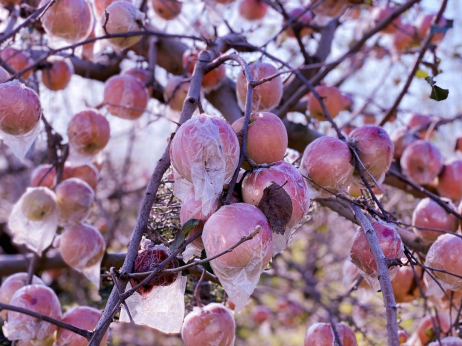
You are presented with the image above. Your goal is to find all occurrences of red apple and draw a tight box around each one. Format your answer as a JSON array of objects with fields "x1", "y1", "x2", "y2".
[
  {"x1": 231, "y1": 112, "x2": 288, "y2": 165},
  {"x1": 67, "y1": 109, "x2": 110, "y2": 156},
  {"x1": 307, "y1": 86, "x2": 343, "y2": 121},
  {"x1": 398, "y1": 330, "x2": 409, "y2": 344},
  {"x1": 416, "y1": 313, "x2": 450, "y2": 345},
  {"x1": 41, "y1": 57, "x2": 74, "y2": 91},
  {"x1": 55, "y1": 178, "x2": 94, "y2": 226},
  {"x1": 62, "y1": 163, "x2": 99, "y2": 191},
  {"x1": 300, "y1": 136, "x2": 354, "y2": 198},
  {"x1": 30, "y1": 164, "x2": 56, "y2": 188},
  {"x1": 407, "y1": 113, "x2": 433, "y2": 138},
  {"x1": 164, "y1": 76, "x2": 190, "y2": 112},
  {"x1": 122, "y1": 67, "x2": 152, "y2": 94},
  {"x1": 236, "y1": 62, "x2": 282, "y2": 112},
  {"x1": 151, "y1": 0, "x2": 182, "y2": 20},
  {"x1": 285, "y1": 7, "x2": 313, "y2": 38},
  {"x1": 392, "y1": 24, "x2": 418, "y2": 51},
  {"x1": 400, "y1": 140, "x2": 443, "y2": 185},
  {"x1": 242, "y1": 161, "x2": 310, "y2": 228},
  {"x1": 372, "y1": 6, "x2": 402, "y2": 34},
  {"x1": 182, "y1": 49, "x2": 226, "y2": 91},
  {"x1": 40, "y1": 0, "x2": 93, "y2": 43},
  {"x1": 181, "y1": 303, "x2": 235, "y2": 346},
  {"x1": 312, "y1": 0, "x2": 347, "y2": 17},
  {"x1": 304, "y1": 323, "x2": 358, "y2": 346},
  {"x1": 238, "y1": 0, "x2": 268, "y2": 21},
  {"x1": 103, "y1": 74, "x2": 149, "y2": 120},
  {"x1": 0, "y1": 47, "x2": 32, "y2": 79},
  {"x1": 391, "y1": 265, "x2": 421, "y2": 303},
  {"x1": 437, "y1": 160, "x2": 462, "y2": 201},
  {"x1": 390, "y1": 128, "x2": 418, "y2": 161},
  {"x1": 252, "y1": 305, "x2": 272, "y2": 324},
  {"x1": 0, "y1": 80, "x2": 41, "y2": 136},
  {"x1": 203, "y1": 203, "x2": 273, "y2": 268}
]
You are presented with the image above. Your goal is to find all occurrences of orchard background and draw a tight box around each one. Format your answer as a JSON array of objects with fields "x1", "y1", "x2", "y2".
[{"x1": 0, "y1": 0, "x2": 462, "y2": 345}]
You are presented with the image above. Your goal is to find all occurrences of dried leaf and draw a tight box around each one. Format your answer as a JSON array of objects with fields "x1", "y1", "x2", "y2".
[{"x1": 257, "y1": 182, "x2": 293, "y2": 235}]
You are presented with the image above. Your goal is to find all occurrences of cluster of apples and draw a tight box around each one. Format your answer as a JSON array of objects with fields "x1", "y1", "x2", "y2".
[{"x1": 0, "y1": 272, "x2": 108, "y2": 345}]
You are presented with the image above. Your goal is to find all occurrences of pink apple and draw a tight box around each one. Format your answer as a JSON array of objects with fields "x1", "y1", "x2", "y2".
[
  {"x1": 400, "y1": 140, "x2": 443, "y2": 185},
  {"x1": 307, "y1": 85, "x2": 343, "y2": 121},
  {"x1": 390, "y1": 128, "x2": 418, "y2": 161},
  {"x1": 437, "y1": 160, "x2": 462, "y2": 201},
  {"x1": 30, "y1": 164, "x2": 56, "y2": 188},
  {"x1": 304, "y1": 323, "x2": 358, "y2": 346}
]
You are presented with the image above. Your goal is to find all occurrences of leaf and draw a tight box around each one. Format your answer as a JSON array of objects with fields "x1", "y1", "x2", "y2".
[
  {"x1": 170, "y1": 219, "x2": 200, "y2": 251},
  {"x1": 415, "y1": 69, "x2": 429, "y2": 79},
  {"x1": 201, "y1": 249, "x2": 214, "y2": 275},
  {"x1": 257, "y1": 181, "x2": 293, "y2": 235},
  {"x1": 425, "y1": 76, "x2": 449, "y2": 101}
]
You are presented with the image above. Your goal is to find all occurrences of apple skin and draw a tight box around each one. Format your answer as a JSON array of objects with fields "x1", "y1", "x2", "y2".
[
  {"x1": 0, "y1": 47, "x2": 32, "y2": 79},
  {"x1": 407, "y1": 113, "x2": 433, "y2": 138},
  {"x1": 390, "y1": 128, "x2": 418, "y2": 161},
  {"x1": 151, "y1": 0, "x2": 182, "y2": 20},
  {"x1": 182, "y1": 50, "x2": 226, "y2": 91},
  {"x1": 372, "y1": 6, "x2": 402, "y2": 34},
  {"x1": 30, "y1": 164, "x2": 56, "y2": 188},
  {"x1": 202, "y1": 203, "x2": 273, "y2": 268},
  {"x1": 103, "y1": 74, "x2": 149, "y2": 120},
  {"x1": 62, "y1": 163, "x2": 99, "y2": 191},
  {"x1": 55, "y1": 178, "x2": 94, "y2": 226},
  {"x1": 41, "y1": 57, "x2": 74, "y2": 91},
  {"x1": 285, "y1": 7, "x2": 313, "y2": 38},
  {"x1": 238, "y1": 0, "x2": 268, "y2": 21},
  {"x1": 242, "y1": 161, "x2": 310, "y2": 229},
  {"x1": 416, "y1": 313, "x2": 450, "y2": 345},
  {"x1": 0, "y1": 80, "x2": 41, "y2": 136},
  {"x1": 426, "y1": 234, "x2": 462, "y2": 292},
  {"x1": 304, "y1": 323, "x2": 358, "y2": 346},
  {"x1": 94, "y1": 0, "x2": 130, "y2": 17},
  {"x1": 300, "y1": 136, "x2": 354, "y2": 198},
  {"x1": 400, "y1": 140, "x2": 443, "y2": 185},
  {"x1": 164, "y1": 76, "x2": 190, "y2": 112},
  {"x1": 391, "y1": 265, "x2": 421, "y2": 303},
  {"x1": 67, "y1": 109, "x2": 110, "y2": 157},
  {"x1": 437, "y1": 160, "x2": 462, "y2": 201},
  {"x1": 236, "y1": 62, "x2": 283, "y2": 113},
  {"x1": 56, "y1": 306, "x2": 108, "y2": 346},
  {"x1": 231, "y1": 112, "x2": 288, "y2": 165},
  {"x1": 39, "y1": 0, "x2": 93, "y2": 43},
  {"x1": 181, "y1": 303, "x2": 235, "y2": 346},
  {"x1": 428, "y1": 337, "x2": 462, "y2": 346},
  {"x1": 347, "y1": 125, "x2": 394, "y2": 186},
  {"x1": 21, "y1": 187, "x2": 57, "y2": 222},
  {"x1": 0, "y1": 66, "x2": 10, "y2": 82},
  {"x1": 307, "y1": 86, "x2": 343, "y2": 121}
]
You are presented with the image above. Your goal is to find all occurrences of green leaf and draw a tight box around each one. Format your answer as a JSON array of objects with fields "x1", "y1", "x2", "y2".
[
  {"x1": 415, "y1": 69, "x2": 429, "y2": 79},
  {"x1": 169, "y1": 234, "x2": 185, "y2": 252},
  {"x1": 181, "y1": 219, "x2": 200, "y2": 236},
  {"x1": 425, "y1": 76, "x2": 449, "y2": 101}
]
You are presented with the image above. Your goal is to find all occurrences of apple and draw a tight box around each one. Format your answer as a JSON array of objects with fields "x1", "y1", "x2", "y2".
[
  {"x1": 252, "y1": 305, "x2": 272, "y2": 324},
  {"x1": 398, "y1": 330, "x2": 409, "y2": 344},
  {"x1": 62, "y1": 163, "x2": 99, "y2": 191},
  {"x1": 21, "y1": 187, "x2": 57, "y2": 222},
  {"x1": 81, "y1": 25, "x2": 96, "y2": 61},
  {"x1": 103, "y1": 74, "x2": 149, "y2": 120},
  {"x1": 416, "y1": 313, "x2": 450, "y2": 345},
  {"x1": 122, "y1": 67, "x2": 152, "y2": 94},
  {"x1": 312, "y1": 0, "x2": 347, "y2": 17},
  {"x1": 426, "y1": 233, "x2": 462, "y2": 292},
  {"x1": 304, "y1": 323, "x2": 358, "y2": 346},
  {"x1": 347, "y1": 125, "x2": 394, "y2": 186},
  {"x1": 164, "y1": 76, "x2": 190, "y2": 112},
  {"x1": 0, "y1": 47, "x2": 32, "y2": 79},
  {"x1": 3, "y1": 284, "x2": 62, "y2": 343},
  {"x1": 40, "y1": 0, "x2": 93, "y2": 43},
  {"x1": 242, "y1": 161, "x2": 310, "y2": 229},
  {"x1": 238, "y1": 0, "x2": 268, "y2": 21},
  {"x1": 56, "y1": 306, "x2": 107, "y2": 346},
  {"x1": 416, "y1": 14, "x2": 448, "y2": 43},
  {"x1": 299, "y1": 136, "x2": 354, "y2": 198},
  {"x1": 55, "y1": 178, "x2": 94, "y2": 226},
  {"x1": 400, "y1": 140, "x2": 443, "y2": 185},
  {"x1": 307, "y1": 86, "x2": 343, "y2": 121},
  {"x1": 182, "y1": 49, "x2": 226, "y2": 91},
  {"x1": 202, "y1": 203, "x2": 273, "y2": 268},
  {"x1": 341, "y1": 93, "x2": 353, "y2": 111},
  {"x1": 41, "y1": 57, "x2": 74, "y2": 91},
  {"x1": 182, "y1": 303, "x2": 235, "y2": 346},
  {"x1": 407, "y1": 113, "x2": 433, "y2": 138},
  {"x1": 151, "y1": 0, "x2": 182, "y2": 20},
  {"x1": 0, "y1": 80, "x2": 41, "y2": 136},
  {"x1": 372, "y1": 6, "x2": 402, "y2": 34},
  {"x1": 67, "y1": 109, "x2": 110, "y2": 156},
  {"x1": 285, "y1": 7, "x2": 313, "y2": 38},
  {"x1": 231, "y1": 112, "x2": 288, "y2": 165},
  {"x1": 103, "y1": 1, "x2": 145, "y2": 50},
  {"x1": 30, "y1": 164, "x2": 56, "y2": 188},
  {"x1": 94, "y1": 0, "x2": 130, "y2": 17},
  {"x1": 390, "y1": 128, "x2": 418, "y2": 161},
  {"x1": 437, "y1": 160, "x2": 462, "y2": 201},
  {"x1": 391, "y1": 265, "x2": 421, "y2": 303},
  {"x1": 392, "y1": 24, "x2": 418, "y2": 51},
  {"x1": 0, "y1": 65, "x2": 10, "y2": 82},
  {"x1": 169, "y1": 114, "x2": 239, "y2": 185},
  {"x1": 236, "y1": 62, "x2": 283, "y2": 112}
]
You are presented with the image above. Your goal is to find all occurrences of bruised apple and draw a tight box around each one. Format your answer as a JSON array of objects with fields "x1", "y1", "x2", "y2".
[
  {"x1": 130, "y1": 244, "x2": 178, "y2": 295},
  {"x1": 3, "y1": 285, "x2": 62, "y2": 344},
  {"x1": 285, "y1": 7, "x2": 313, "y2": 37},
  {"x1": 21, "y1": 187, "x2": 57, "y2": 222},
  {"x1": 0, "y1": 47, "x2": 32, "y2": 79},
  {"x1": 60, "y1": 224, "x2": 105, "y2": 270},
  {"x1": 103, "y1": 74, "x2": 149, "y2": 120},
  {"x1": 40, "y1": 0, "x2": 93, "y2": 43},
  {"x1": 304, "y1": 323, "x2": 358, "y2": 346},
  {"x1": 151, "y1": 0, "x2": 182, "y2": 20},
  {"x1": 30, "y1": 164, "x2": 56, "y2": 188},
  {"x1": 416, "y1": 313, "x2": 450, "y2": 345},
  {"x1": 231, "y1": 112, "x2": 288, "y2": 165},
  {"x1": 56, "y1": 306, "x2": 107, "y2": 346},
  {"x1": 236, "y1": 62, "x2": 282, "y2": 112},
  {"x1": 242, "y1": 161, "x2": 310, "y2": 229},
  {"x1": 203, "y1": 203, "x2": 272, "y2": 268},
  {"x1": 238, "y1": 0, "x2": 268, "y2": 21},
  {"x1": 67, "y1": 109, "x2": 110, "y2": 156},
  {"x1": 372, "y1": 6, "x2": 402, "y2": 34},
  {"x1": 0, "y1": 81, "x2": 41, "y2": 136},
  {"x1": 347, "y1": 125, "x2": 394, "y2": 186},
  {"x1": 412, "y1": 198, "x2": 458, "y2": 243},
  {"x1": 182, "y1": 50, "x2": 226, "y2": 91},
  {"x1": 62, "y1": 163, "x2": 99, "y2": 190},
  {"x1": 181, "y1": 303, "x2": 235, "y2": 346},
  {"x1": 426, "y1": 234, "x2": 462, "y2": 291},
  {"x1": 437, "y1": 160, "x2": 462, "y2": 201},
  {"x1": 350, "y1": 222, "x2": 403, "y2": 288},
  {"x1": 41, "y1": 57, "x2": 74, "y2": 91},
  {"x1": 0, "y1": 273, "x2": 44, "y2": 320},
  {"x1": 164, "y1": 76, "x2": 190, "y2": 111},
  {"x1": 400, "y1": 140, "x2": 443, "y2": 185},
  {"x1": 308, "y1": 86, "x2": 343, "y2": 121},
  {"x1": 55, "y1": 178, "x2": 94, "y2": 226},
  {"x1": 390, "y1": 128, "x2": 418, "y2": 161},
  {"x1": 300, "y1": 136, "x2": 354, "y2": 197}
]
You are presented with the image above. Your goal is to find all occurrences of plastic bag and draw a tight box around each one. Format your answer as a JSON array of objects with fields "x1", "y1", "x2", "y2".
[{"x1": 8, "y1": 187, "x2": 58, "y2": 255}]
